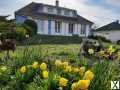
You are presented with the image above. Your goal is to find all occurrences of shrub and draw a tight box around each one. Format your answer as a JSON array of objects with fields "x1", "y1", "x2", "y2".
[
  {"x1": 23, "y1": 20, "x2": 37, "y2": 35},
  {"x1": 22, "y1": 35, "x2": 82, "y2": 45},
  {"x1": 89, "y1": 35, "x2": 111, "y2": 43},
  {"x1": 117, "y1": 40, "x2": 120, "y2": 45}
]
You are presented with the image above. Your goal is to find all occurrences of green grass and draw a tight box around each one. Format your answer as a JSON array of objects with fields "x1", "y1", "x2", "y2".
[{"x1": 0, "y1": 44, "x2": 120, "y2": 90}]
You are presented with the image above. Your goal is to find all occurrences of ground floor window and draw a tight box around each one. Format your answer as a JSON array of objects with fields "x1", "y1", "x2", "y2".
[
  {"x1": 69, "y1": 23, "x2": 74, "y2": 34},
  {"x1": 81, "y1": 25, "x2": 86, "y2": 34},
  {"x1": 38, "y1": 20, "x2": 44, "y2": 32},
  {"x1": 55, "y1": 21, "x2": 61, "y2": 33}
]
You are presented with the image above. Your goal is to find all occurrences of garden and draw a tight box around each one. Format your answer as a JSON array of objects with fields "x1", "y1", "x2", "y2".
[
  {"x1": 0, "y1": 42, "x2": 120, "y2": 90},
  {"x1": 0, "y1": 17, "x2": 120, "y2": 90}
]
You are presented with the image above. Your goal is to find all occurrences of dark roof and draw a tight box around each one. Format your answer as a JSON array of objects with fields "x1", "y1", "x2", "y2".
[
  {"x1": 15, "y1": 2, "x2": 93, "y2": 24},
  {"x1": 95, "y1": 21, "x2": 120, "y2": 32}
]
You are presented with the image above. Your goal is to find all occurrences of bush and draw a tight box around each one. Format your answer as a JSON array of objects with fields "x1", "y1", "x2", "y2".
[
  {"x1": 22, "y1": 35, "x2": 83, "y2": 45},
  {"x1": 0, "y1": 25, "x2": 28, "y2": 42},
  {"x1": 89, "y1": 35, "x2": 111, "y2": 43},
  {"x1": 23, "y1": 20, "x2": 37, "y2": 36},
  {"x1": 117, "y1": 40, "x2": 120, "y2": 45}
]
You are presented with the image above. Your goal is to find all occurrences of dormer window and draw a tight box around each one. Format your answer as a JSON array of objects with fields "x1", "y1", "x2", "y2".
[
  {"x1": 64, "y1": 10, "x2": 69, "y2": 16},
  {"x1": 38, "y1": 6, "x2": 43, "y2": 13},
  {"x1": 57, "y1": 9, "x2": 61, "y2": 15},
  {"x1": 48, "y1": 7, "x2": 54, "y2": 13}
]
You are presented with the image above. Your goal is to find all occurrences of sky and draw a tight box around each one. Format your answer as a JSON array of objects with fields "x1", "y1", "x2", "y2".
[{"x1": 0, "y1": 0, "x2": 120, "y2": 27}]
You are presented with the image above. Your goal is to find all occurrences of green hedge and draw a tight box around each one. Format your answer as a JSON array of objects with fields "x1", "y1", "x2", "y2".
[
  {"x1": 88, "y1": 35, "x2": 111, "y2": 43},
  {"x1": 23, "y1": 35, "x2": 82, "y2": 45}
]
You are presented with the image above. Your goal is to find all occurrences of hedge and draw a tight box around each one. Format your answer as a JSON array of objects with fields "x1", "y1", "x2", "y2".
[
  {"x1": 88, "y1": 35, "x2": 111, "y2": 43},
  {"x1": 22, "y1": 35, "x2": 82, "y2": 45}
]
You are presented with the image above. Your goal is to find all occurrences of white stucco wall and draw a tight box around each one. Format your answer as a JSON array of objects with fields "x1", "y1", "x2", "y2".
[
  {"x1": 35, "y1": 19, "x2": 91, "y2": 37},
  {"x1": 94, "y1": 30, "x2": 120, "y2": 42}
]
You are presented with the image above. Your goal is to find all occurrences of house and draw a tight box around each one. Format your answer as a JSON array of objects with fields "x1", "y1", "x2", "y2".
[
  {"x1": 15, "y1": 0, "x2": 93, "y2": 37},
  {"x1": 93, "y1": 20, "x2": 120, "y2": 42}
]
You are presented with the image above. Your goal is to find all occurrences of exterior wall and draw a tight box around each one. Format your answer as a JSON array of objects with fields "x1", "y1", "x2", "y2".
[
  {"x1": 94, "y1": 30, "x2": 120, "y2": 42},
  {"x1": 15, "y1": 15, "x2": 27, "y2": 24},
  {"x1": 30, "y1": 19, "x2": 92, "y2": 37}
]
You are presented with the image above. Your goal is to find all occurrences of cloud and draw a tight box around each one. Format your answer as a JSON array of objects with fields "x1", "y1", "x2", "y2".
[
  {"x1": 106, "y1": 0, "x2": 120, "y2": 6},
  {"x1": 0, "y1": 0, "x2": 120, "y2": 26}
]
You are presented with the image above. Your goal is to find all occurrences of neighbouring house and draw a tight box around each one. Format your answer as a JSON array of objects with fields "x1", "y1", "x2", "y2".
[
  {"x1": 93, "y1": 20, "x2": 120, "y2": 42},
  {"x1": 15, "y1": 0, "x2": 93, "y2": 37}
]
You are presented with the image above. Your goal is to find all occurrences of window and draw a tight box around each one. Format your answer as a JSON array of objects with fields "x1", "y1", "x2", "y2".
[
  {"x1": 55, "y1": 21, "x2": 61, "y2": 33},
  {"x1": 64, "y1": 10, "x2": 69, "y2": 16},
  {"x1": 69, "y1": 23, "x2": 74, "y2": 33},
  {"x1": 38, "y1": 6, "x2": 43, "y2": 13},
  {"x1": 57, "y1": 9, "x2": 61, "y2": 15},
  {"x1": 48, "y1": 7, "x2": 53, "y2": 13},
  {"x1": 81, "y1": 25, "x2": 86, "y2": 34},
  {"x1": 38, "y1": 20, "x2": 44, "y2": 33}
]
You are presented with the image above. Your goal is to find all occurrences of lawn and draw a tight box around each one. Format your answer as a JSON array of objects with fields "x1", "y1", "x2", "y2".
[{"x1": 0, "y1": 44, "x2": 120, "y2": 90}]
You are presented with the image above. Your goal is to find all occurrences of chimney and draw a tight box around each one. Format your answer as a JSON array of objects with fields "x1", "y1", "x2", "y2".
[
  {"x1": 56, "y1": 0, "x2": 59, "y2": 7},
  {"x1": 116, "y1": 20, "x2": 119, "y2": 24}
]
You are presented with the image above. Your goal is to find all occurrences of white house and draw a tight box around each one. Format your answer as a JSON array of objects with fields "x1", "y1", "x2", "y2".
[
  {"x1": 93, "y1": 20, "x2": 120, "y2": 42},
  {"x1": 15, "y1": 0, "x2": 93, "y2": 37}
]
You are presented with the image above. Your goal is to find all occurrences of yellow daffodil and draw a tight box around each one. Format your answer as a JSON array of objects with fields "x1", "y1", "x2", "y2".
[
  {"x1": 40, "y1": 63, "x2": 47, "y2": 70},
  {"x1": 0, "y1": 66, "x2": 7, "y2": 72},
  {"x1": 32, "y1": 62, "x2": 39, "y2": 69},
  {"x1": 72, "y1": 67, "x2": 79, "y2": 73},
  {"x1": 20, "y1": 66, "x2": 27, "y2": 74},
  {"x1": 108, "y1": 45, "x2": 115, "y2": 55},
  {"x1": 79, "y1": 67, "x2": 85, "y2": 76},
  {"x1": 99, "y1": 50, "x2": 105, "y2": 56},
  {"x1": 117, "y1": 52, "x2": 120, "y2": 60},
  {"x1": 64, "y1": 65, "x2": 72, "y2": 72},
  {"x1": 55, "y1": 60, "x2": 62, "y2": 67},
  {"x1": 71, "y1": 82, "x2": 79, "y2": 90},
  {"x1": 59, "y1": 77, "x2": 68, "y2": 87},
  {"x1": 62, "y1": 62, "x2": 69, "y2": 68},
  {"x1": 88, "y1": 48, "x2": 94, "y2": 55},
  {"x1": 84, "y1": 70, "x2": 94, "y2": 80},
  {"x1": 77, "y1": 80, "x2": 90, "y2": 90},
  {"x1": 42, "y1": 70, "x2": 49, "y2": 79}
]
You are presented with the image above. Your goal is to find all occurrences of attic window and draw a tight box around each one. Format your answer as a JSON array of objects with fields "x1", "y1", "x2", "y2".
[
  {"x1": 38, "y1": 6, "x2": 43, "y2": 13},
  {"x1": 64, "y1": 10, "x2": 70, "y2": 16},
  {"x1": 48, "y1": 7, "x2": 54, "y2": 13}
]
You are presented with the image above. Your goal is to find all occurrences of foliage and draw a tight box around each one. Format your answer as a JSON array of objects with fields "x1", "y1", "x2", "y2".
[
  {"x1": 0, "y1": 44, "x2": 119, "y2": 90},
  {"x1": 22, "y1": 35, "x2": 83, "y2": 45},
  {"x1": 89, "y1": 35, "x2": 112, "y2": 43},
  {"x1": 23, "y1": 19, "x2": 37, "y2": 36}
]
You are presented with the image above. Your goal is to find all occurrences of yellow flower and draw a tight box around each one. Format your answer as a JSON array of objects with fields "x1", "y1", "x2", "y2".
[
  {"x1": 99, "y1": 50, "x2": 105, "y2": 56},
  {"x1": 117, "y1": 52, "x2": 120, "y2": 60},
  {"x1": 108, "y1": 45, "x2": 115, "y2": 55},
  {"x1": 59, "y1": 77, "x2": 68, "y2": 87},
  {"x1": 71, "y1": 82, "x2": 79, "y2": 90},
  {"x1": 88, "y1": 48, "x2": 94, "y2": 55},
  {"x1": 0, "y1": 66, "x2": 7, "y2": 72},
  {"x1": 77, "y1": 80, "x2": 90, "y2": 90},
  {"x1": 72, "y1": 67, "x2": 79, "y2": 73},
  {"x1": 40, "y1": 63, "x2": 47, "y2": 70},
  {"x1": 32, "y1": 62, "x2": 39, "y2": 69},
  {"x1": 20, "y1": 66, "x2": 27, "y2": 74},
  {"x1": 84, "y1": 70, "x2": 94, "y2": 80},
  {"x1": 64, "y1": 66, "x2": 72, "y2": 72},
  {"x1": 79, "y1": 67, "x2": 85, "y2": 76},
  {"x1": 42, "y1": 70, "x2": 49, "y2": 79},
  {"x1": 55, "y1": 60, "x2": 62, "y2": 67},
  {"x1": 62, "y1": 62, "x2": 69, "y2": 68}
]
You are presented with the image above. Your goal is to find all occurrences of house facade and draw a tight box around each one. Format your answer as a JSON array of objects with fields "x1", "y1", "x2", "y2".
[
  {"x1": 15, "y1": 0, "x2": 93, "y2": 37},
  {"x1": 93, "y1": 20, "x2": 120, "y2": 42}
]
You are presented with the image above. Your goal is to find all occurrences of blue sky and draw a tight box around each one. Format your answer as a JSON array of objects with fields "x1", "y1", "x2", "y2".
[{"x1": 0, "y1": 0, "x2": 120, "y2": 26}]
